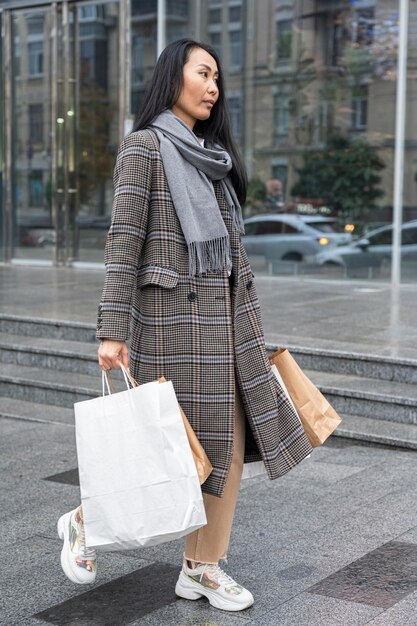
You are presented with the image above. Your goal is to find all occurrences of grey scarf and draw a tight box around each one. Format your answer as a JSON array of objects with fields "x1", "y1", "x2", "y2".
[{"x1": 149, "y1": 109, "x2": 245, "y2": 278}]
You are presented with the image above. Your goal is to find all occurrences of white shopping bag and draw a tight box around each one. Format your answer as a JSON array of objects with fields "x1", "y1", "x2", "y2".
[{"x1": 74, "y1": 366, "x2": 207, "y2": 552}]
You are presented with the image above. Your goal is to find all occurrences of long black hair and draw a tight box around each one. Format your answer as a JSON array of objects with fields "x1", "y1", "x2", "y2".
[{"x1": 132, "y1": 38, "x2": 247, "y2": 205}]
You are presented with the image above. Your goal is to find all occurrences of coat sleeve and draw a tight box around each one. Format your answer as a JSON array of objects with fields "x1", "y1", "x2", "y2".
[{"x1": 96, "y1": 132, "x2": 152, "y2": 341}]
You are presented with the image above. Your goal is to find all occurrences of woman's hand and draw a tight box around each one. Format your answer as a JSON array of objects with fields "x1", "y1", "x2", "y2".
[{"x1": 98, "y1": 339, "x2": 129, "y2": 371}]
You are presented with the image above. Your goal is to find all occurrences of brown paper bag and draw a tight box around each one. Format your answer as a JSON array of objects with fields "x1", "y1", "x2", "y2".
[
  {"x1": 156, "y1": 375, "x2": 213, "y2": 485},
  {"x1": 268, "y1": 348, "x2": 342, "y2": 447}
]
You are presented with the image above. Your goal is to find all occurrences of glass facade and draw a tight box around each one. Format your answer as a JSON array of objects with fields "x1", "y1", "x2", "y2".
[
  {"x1": 0, "y1": 10, "x2": 3, "y2": 262},
  {"x1": 11, "y1": 8, "x2": 55, "y2": 262},
  {"x1": 0, "y1": 0, "x2": 416, "y2": 282}
]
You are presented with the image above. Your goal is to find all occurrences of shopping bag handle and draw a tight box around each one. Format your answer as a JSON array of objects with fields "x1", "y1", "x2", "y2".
[{"x1": 102, "y1": 364, "x2": 139, "y2": 396}]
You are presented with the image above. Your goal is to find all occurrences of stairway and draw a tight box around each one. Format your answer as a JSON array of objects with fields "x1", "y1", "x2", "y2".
[
  {"x1": 267, "y1": 343, "x2": 417, "y2": 450},
  {"x1": 0, "y1": 315, "x2": 100, "y2": 427},
  {"x1": 0, "y1": 314, "x2": 416, "y2": 450}
]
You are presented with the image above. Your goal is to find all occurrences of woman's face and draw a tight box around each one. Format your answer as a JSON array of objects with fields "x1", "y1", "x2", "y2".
[{"x1": 171, "y1": 47, "x2": 219, "y2": 130}]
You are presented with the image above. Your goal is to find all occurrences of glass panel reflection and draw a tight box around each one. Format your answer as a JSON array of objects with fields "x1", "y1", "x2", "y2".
[
  {"x1": 125, "y1": 1, "x2": 415, "y2": 283},
  {"x1": 401, "y1": 2, "x2": 417, "y2": 283},
  {"x1": 11, "y1": 9, "x2": 54, "y2": 261},
  {"x1": 241, "y1": 1, "x2": 398, "y2": 279},
  {"x1": 0, "y1": 11, "x2": 3, "y2": 262},
  {"x1": 75, "y1": 1, "x2": 120, "y2": 263}
]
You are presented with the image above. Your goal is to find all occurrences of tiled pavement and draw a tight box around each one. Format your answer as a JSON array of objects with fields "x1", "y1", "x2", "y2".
[{"x1": 2, "y1": 415, "x2": 417, "y2": 626}]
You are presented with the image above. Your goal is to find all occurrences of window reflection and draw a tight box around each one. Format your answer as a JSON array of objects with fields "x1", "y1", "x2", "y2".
[{"x1": 1, "y1": 0, "x2": 413, "y2": 279}]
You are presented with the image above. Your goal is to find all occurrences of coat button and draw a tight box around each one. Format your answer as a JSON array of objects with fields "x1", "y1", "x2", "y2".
[
  {"x1": 187, "y1": 291, "x2": 197, "y2": 301},
  {"x1": 246, "y1": 279, "x2": 253, "y2": 290}
]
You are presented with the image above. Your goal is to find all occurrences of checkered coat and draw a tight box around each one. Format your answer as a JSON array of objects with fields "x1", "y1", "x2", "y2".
[{"x1": 97, "y1": 129, "x2": 313, "y2": 498}]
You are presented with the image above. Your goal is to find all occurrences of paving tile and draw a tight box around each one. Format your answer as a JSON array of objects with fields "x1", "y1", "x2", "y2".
[
  {"x1": 267, "y1": 457, "x2": 368, "y2": 484},
  {"x1": 0, "y1": 420, "x2": 77, "y2": 486},
  {"x1": 2, "y1": 478, "x2": 81, "y2": 547},
  {"x1": 396, "y1": 525, "x2": 417, "y2": 545},
  {"x1": 307, "y1": 541, "x2": 417, "y2": 609},
  {"x1": 34, "y1": 563, "x2": 180, "y2": 626},
  {"x1": 247, "y1": 592, "x2": 381, "y2": 626},
  {"x1": 313, "y1": 441, "x2": 417, "y2": 467},
  {"x1": 126, "y1": 600, "x2": 252, "y2": 626},
  {"x1": 43, "y1": 468, "x2": 79, "y2": 487},
  {"x1": 228, "y1": 479, "x2": 417, "y2": 614},
  {"x1": 234, "y1": 462, "x2": 416, "y2": 548},
  {"x1": 9, "y1": 618, "x2": 49, "y2": 626},
  {"x1": 216, "y1": 544, "x2": 347, "y2": 619},
  {"x1": 116, "y1": 537, "x2": 186, "y2": 567},
  {"x1": 364, "y1": 590, "x2": 417, "y2": 625},
  {"x1": 1, "y1": 535, "x2": 150, "y2": 623},
  {"x1": 283, "y1": 488, "x2": 417, "y2": 563}
]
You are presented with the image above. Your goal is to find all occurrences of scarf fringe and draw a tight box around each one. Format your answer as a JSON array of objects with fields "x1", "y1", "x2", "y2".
[
  {"x1": 230, "y1": 199, "x2": 245, "y2": 234},
  {"x1": 188, "y1": 236, "x2": 232, "y2": 278}
]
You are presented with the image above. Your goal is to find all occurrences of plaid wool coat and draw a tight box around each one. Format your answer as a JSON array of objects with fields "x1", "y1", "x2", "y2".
[{"x1": 96, "y1": 129, "x2": 313, "y2": 498}]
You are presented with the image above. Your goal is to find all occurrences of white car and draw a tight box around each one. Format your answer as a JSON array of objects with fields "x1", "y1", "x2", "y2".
[
  {"x1": 242, "y1": 214, "x2": 352, "y2": 263},
  {"x1": 316, "y1": 220, "x2": 417, "y2": 277}
]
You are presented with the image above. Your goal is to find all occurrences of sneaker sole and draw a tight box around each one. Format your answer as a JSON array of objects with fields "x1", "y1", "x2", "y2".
[
  {"x1": 175, "y1": 571, "x2": 254, "y2": 612},
  {"x1": 57, "y1": 511, "x2": 96, "y2": 585}
]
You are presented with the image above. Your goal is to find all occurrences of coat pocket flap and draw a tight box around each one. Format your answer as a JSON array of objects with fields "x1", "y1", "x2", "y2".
[{"x1": 137, "y1": 265, "x2": 179, "y2": 289}]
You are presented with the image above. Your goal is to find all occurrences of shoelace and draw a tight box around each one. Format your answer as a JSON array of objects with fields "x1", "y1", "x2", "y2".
[
  {"x1": 78, "y1": 516, "x2": 96, "y2": 560},
  {"x1": 199, "y1": 563, "x2": 237, "y2": 587}
]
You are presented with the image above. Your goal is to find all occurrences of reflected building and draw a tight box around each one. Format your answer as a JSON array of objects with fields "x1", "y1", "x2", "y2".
[{"x1": 0, "y1": 0, "x2": 415, "y2": 267}]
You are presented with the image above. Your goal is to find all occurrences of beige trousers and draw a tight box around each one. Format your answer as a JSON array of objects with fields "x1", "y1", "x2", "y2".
[{"x1": 184, "y1": 371, "x2": 246, "y2": 564}]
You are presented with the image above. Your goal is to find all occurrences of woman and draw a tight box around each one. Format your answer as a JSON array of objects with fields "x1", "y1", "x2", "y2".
[{"x1": 57, "y1": 38, "x2": 313, "y2": 612}]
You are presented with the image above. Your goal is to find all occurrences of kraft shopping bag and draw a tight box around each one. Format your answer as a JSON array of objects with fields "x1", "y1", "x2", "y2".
[
  {"x1": 74, "y1": 365, "x2": 207, "y2": 551},
  {"x1": 269, "y1": 348, "x2": 342, "y2": 447},
  {"x1": 146, "y1": 375, "x2": 213, "y2": 486}
]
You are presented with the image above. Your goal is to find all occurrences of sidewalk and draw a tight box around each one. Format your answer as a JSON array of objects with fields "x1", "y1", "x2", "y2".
[
  {"x1": 2, "y1": 412, "x2": 417, "y2": 625},
  {"x1": 1, "y1": 265, "x2": 416, "y2": 359}
]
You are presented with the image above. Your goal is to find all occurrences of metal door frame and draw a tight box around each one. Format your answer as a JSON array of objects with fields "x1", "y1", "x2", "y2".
[{"x1": 2, "y1": 8, "x2": 13, "y2": 263}]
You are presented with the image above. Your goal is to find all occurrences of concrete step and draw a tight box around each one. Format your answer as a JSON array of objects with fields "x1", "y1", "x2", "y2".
[
  {"x1": 0, "y1": 362, "x2": 108, "y2": 408},
  {"x1": 2, "y1": 396, "x2": 416, "y2": 453},
  {"x1": 0, "y1": 396, "x2": 75, "y2": 426},
  {"x1": 306, "y1": 369, "x2": 417, "y2": 426},
  {"x1": 0, "y1": 332, "x2": 98, "y2": 375},
  {"x1": 0, "y1": 315, "x2": 415, "y2": 429},
  {"x1": 1, "y1": 358, "x2": 416, "y2": 427},
  {"x1": 1, "y1": 314, "x2": 415, "y2": 386},
  {"x1": 0, "y1": 314, "x2": 95, "y2": 343},
  {"x1": 333, "y1": 414, "x2": 417, "y2": 450},
  {"x1": 267, "y1": 343, "x2": 417, "y2": 385}
]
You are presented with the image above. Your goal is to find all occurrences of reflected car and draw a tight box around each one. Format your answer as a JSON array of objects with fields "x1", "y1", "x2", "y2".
[
  {"x1": 18, "y1": 226, "x2": 53, "y2": 247},
  {"x1": 76, "y1": 211, "x2": 110, "y2": 229},
  {"x1": 316, "y1": 220, "x2": 417, "y2": 277},
  {"x1": 242, "y1": 214, "x2": 352, "y2": 263}
]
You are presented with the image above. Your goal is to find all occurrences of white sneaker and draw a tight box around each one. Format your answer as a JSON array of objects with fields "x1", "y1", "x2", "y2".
[
  {"x1": 57, "y1": 507, "x2": 97, "y2": 585},
  {"x1": 175, "y1": 558, "x2": 254, "y2": 611}
]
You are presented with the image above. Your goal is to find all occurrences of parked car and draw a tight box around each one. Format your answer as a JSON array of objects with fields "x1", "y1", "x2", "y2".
[
  {"x1": 242, "y1": 214, "x2": 352, "y2": 263},
  {"x1": 76, "y1": 211, "x2": 111, "y2": 229},
  {"x1": 316, "y1": 220, "x2": 417, "y2": 277}
]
